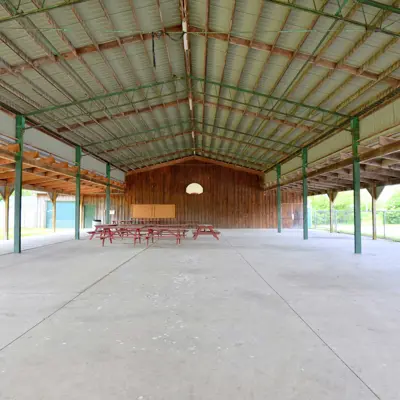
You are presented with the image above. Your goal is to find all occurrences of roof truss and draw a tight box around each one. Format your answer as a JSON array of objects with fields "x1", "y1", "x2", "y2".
[{"x1": 0, "y1": 0, "x2": 398, "y2": 175}]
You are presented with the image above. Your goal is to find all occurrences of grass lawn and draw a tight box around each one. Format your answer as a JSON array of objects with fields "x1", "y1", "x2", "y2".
[
  {"x1": 0, "y1": 228, "x2": 57, "y2": 239},
  {"x1": 314, "y1": 224, "x2": 400, "y2": 241}
]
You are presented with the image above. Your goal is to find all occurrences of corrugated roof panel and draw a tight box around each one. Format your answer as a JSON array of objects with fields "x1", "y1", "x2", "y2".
[
  {"x1": 205, "y1": 37, "x2": 228, "y2": 81},
  {"x1": 255, "y1": 54, "x2": 290, "y2": 94},
  {"x1": 38, "y1": 64, "x2": 89, "y2": 101},
  {"x1": 209, "y1": 0, "x2": 235, "y2": 32},
  {"x1": 344, "y1": 39, "x2": 393, "y2": 70},
  {"x1": 116, "y1": 115, "x2": 148, "y2": 135},
  {"x1": 203, "y1": 103, "x2": 217, "y2": 134},
  {"x1": 0, "y1": 0, "x2": 397, "y2": 171},
  {"x1": 305, "y1": 70, "x2": 350, "y2": 105},
  {"x1": 165, "y1": 39, "x2": 186, "y2": 77},
  {"x1": 322, "y1": 75, "x2": 367, "y2": 109},
  {"x1": 159, "y1": 0, "x2": 182, "y2": 26},
  {"x1": 275, "y1": 9, "x2": 318, "y2": 52},
  {"x1": 10, "y1": 70, "x2": 67, "y2": 105},
  {"x1": 139, "y1": 106, "x2": 170, "y2": 127},
  {"x1": 0, "y1": 27, "x2": 49, "y2": 61},
  {"x1": 131, "y1": 1, "x2": 163, "y2": 32},
  {"x1": 81, "y1": 51, "x2": 123, "y2": 92},
  {"x1": 24, "y1": 14, "x2": 72, "y2": 54},
  {"x1": 220, "y1": 45, "x2": 248, "y2": 83},
  {"x1": 0, "y1": 40, "x2": 27, "y2": 66},
  {"x1": 255, "y1": 3, "x2": 288, "y2": 45},
  {"x1": 391, "y1": 69, "x2": 400, "y2": 79},
  {"x1": 49, "y1": 7, "x2": 94, "y2": 48},
  {"x1": 388, "y1": 39, "x2": 400, "y2": 56},
  {"x1": 341, "y1": 81, "x2": 392, "y2": 114},
  {"x1": 190, "y1": 35, "x2": 206, "y2": 77},
  {"x1": 0, "y1": 86, "x2": 33, "y2": 113},
  {"x1": 105, "y1": 47, "x2": 138, "y2": 88},
  {"x1": 124, "y1": 43, "x2": 157, "y2": 84},
  {"x1": 189, "y1": 0, "x2": 207, "y2": 27},
  {"x1": 231, "y1": 0, "x2": 263, "y2": 40},
  {"x1": 350, "y1": 4, "x2": 383, "y2": 25},
  {"x1": 364, "y1": 49, "x2": 400, "y2": 74},
  {"x1": 73, "y1": 1, "x2": 116, "y2": 44},
  {"x1": 193, "y1": 103, "x2": 204, "y2": 123},
  {"x1": 211, "y1": 106, "x2": 230, "y2": 130},
  {"x1": 237, "y1": 48, "x2": 269, "y2": 89},
  {"x1": 143, "y1": 39, "x2": 174, "y2": 82},
  {"x1": 233, "y1": 114, "x2": 255, "y2": 133},
  {"x1": 269, "y1": 58, "x2": 308, "y2": 98},
  {"x1": 101, "y1": 0, "x2": 140, "y2": 34},
  {"x1": 64, "y1": 58, "x2": 107, "y2": 96},
  {"x1": 286, "y1": 66, "x2": 328, "y2": 103},
  {"x1": 223, "y1": 110, "x2": 246, "y2": 132}
]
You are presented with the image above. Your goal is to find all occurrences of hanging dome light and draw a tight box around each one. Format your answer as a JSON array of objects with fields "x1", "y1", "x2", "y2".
[{"x1": 186, "y1": 183, "x2": 203, "y2": 194}]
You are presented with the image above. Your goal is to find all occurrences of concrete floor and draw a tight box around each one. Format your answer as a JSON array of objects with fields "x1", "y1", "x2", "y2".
[
  {"x1": 0, "y1": 229, "x2": 75, "y2": 256},
  {"x1": 0, "y1": 230, "x2": 399, "y2": 400}
]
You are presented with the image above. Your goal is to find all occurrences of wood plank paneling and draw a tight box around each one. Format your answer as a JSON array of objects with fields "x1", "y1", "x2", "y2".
[
  {"x1": 83, "y1": 194, "x2": 129, "y2": 223},
  {"x1": 125, "y1": 161, "x2": 302, "y2": 228}
]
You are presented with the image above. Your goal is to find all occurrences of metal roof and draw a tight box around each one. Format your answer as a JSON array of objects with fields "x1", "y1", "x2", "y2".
[{"x1": 0, "y1": 0, "x2": 399, "y2": 175}]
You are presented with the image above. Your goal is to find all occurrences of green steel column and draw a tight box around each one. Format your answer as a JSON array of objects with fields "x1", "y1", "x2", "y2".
[
  {"x1": 277, "y1": 164, "x2": 282, "y2": 233},
  {"x1": 75, "y1": 146, "x2": 81, "y2": 240},
  {"x1": 352, "y1": 117, "x2": 361, "y2": 254},
  {"x1": 106, "y1": 163, "x2": 111, "y2": 224},
  {"x1": 302, "y1": 147, "x2": 308, "y2": 240},
  {"x1": 14, "y1": 115, "x2": 25, "y2": 253}
]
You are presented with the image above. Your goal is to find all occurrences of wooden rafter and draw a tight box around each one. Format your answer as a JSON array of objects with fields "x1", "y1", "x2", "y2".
[
  {"x1": 265, "y1": 138, "x2": 400, "y2": 191},
  {"x1": 126, "y1": 155, "x2": 264, "y2": 176},
  {"x1": 0, "y1": 146, "x2": 124, "y2": 192},
  {"x1": 1, "y1": 24, "x2": 397, "y2": 88}
]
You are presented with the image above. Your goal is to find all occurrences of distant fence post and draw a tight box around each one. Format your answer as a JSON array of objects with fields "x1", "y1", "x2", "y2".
[{"x1": 383, "y1": 211, "x2": 386, "y2": 239}]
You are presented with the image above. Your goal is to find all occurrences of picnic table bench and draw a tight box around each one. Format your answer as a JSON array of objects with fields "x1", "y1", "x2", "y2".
[
  {"x1": 89, "y1": 222, "x2": 219, "y2": 246},
  {"x1": 193, "y1": 224, "x2": 220, "y2": 240},
  {"x1": 88, "y1": 224, "x2": 116, "y2": 240},
  {"x1": 145, "y1": 226, "x2": 189, "y2": 246},
  {"x1": 88, "y1": 224, "x2": 146, "y2": 246}
]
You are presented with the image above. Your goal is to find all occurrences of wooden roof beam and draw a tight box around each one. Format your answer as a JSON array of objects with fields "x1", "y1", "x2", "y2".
[
  {"x1": 265, "y1": 138, "x2": 400, "y2": 189},
  {"x1": 362, "y1": 164, "x2": 400, "y2": 179},
  {"x1": 57, "y1": 98, "x2": 188, "y2": 133},
  {"x1": 0, "y1": 24, "x2": 181, "y2": 76},
  {"x1": 127, "y1": 154, "x2": 264, "y2": 177},
  {"x1": 195, "y1": 99, "x2": 322, "y2": 133},
  {"x1": 188, "y1": 27, "x2": 399, "y2": 87},
  {"x1": 191, "y1": 155, "x2": 264, "y2": 176},
  {"x1": 0, "y1": 147, "x2": 124, "y2": 191},
  {"x1": 127, "y1": 155, "x2": 196, "y2": 174},
  {"x1": 1, "y1": 20, "x2": 396, "y2": 87}
]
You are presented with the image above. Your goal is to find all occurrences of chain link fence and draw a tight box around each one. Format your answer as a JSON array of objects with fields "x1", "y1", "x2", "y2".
[{"x1": 312, "y1": 210, "x2": 400, "y2": 241}]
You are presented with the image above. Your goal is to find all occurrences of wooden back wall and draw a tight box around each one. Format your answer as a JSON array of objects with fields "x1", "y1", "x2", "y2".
[{"x1": 125, "y1": 161, "x2": 302, "y2": 229}]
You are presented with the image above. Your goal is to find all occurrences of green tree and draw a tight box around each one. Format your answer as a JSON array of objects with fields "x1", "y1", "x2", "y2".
[
  {"x1": 334, "y1": 191, "x2": 353, "y2": 210},
  {"x1": 386, "y1": 191, "x2": 400, "y2": 224},
  {"x1": 309, "y1": 194, "x2": 329, "y2": 210}
]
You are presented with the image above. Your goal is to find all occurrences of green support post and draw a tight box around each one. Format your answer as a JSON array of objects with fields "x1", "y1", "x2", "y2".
[
  {"x1": 106, "y1": 163, "x2": 111, "y2": 224},
  {"x1": 14, "y1": 115, "x2": 25, "y2": 253},
  {"x1": 302, "y1": 147, "x2": 308, "y2": 240},
  {"x1": 75, "y1": 146, "x2": 81, "y2": 240},
  {"x1": 352, "y1": 117, "x2": 361, "y2": 254},
  {"x1": 277, "y1": 164, "x2": 282, "y2": 233}
]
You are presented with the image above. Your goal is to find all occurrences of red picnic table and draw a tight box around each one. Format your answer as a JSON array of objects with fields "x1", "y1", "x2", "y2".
[
  {"x1": 193, "y1": 224, "x2": 220, "y2": 240},
  {"x1": 88, "y1": 224, "x2": 146, "y2": 246},
  {"x1": 145, "y1": 225, "x2": 189, "y2": 246},
  {"x1": 89, "y1": 223, "x2": 220, "y2": 246},
  {"x1": 88, "y1": 224, "x2": 116, "y2": 240}
]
